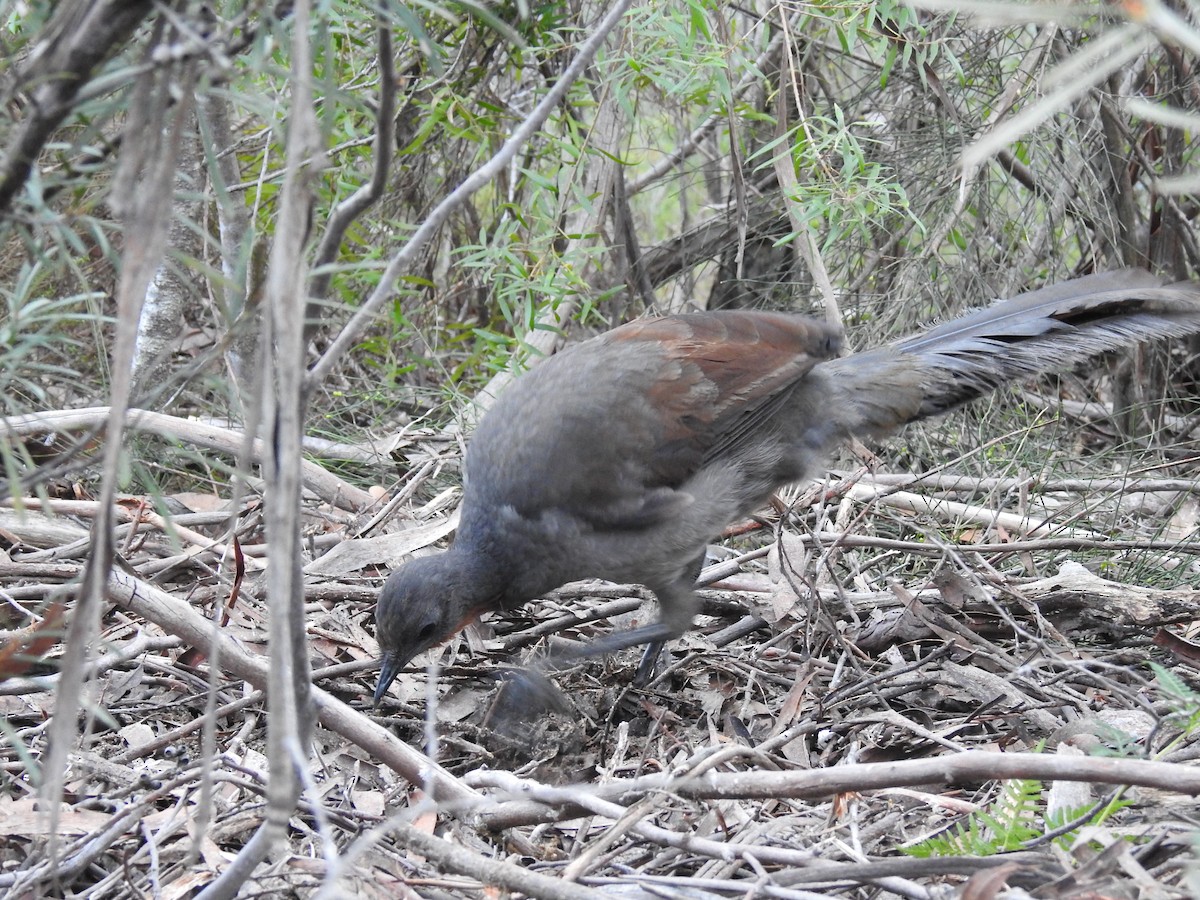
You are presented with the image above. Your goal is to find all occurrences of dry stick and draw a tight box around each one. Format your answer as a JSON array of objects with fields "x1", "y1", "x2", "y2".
[
  {"x1": 371, "y1": 822, "x2": 606, "y2": 900},
  {"x1": 773, "y1": 856, "x2": 1043, "y2": 890},
  {"x1": 795, "y1": 530, "x2": 1200, "y2": 556},
  {"x1": 823, "y1": 418, "x2": 1060, "y2": 512},
  {"x1": 106, "y1": 587, "x2": 607, "y2": 900},
  {"x1": 841, "y1": 470, "x2": 1200, "y2": 496},
  {"x1": 0, "y1": 406, "x2": 374, "y2": 511},
  {"x1": 0, "y1": 508, "x2": 88, "y2": 550},
  {"x1": 843, "y1": 482, "x2": 1103, "y2": 539},
  {"x1": 473, "y1": 770, "x2": 825, "y2": 866},
  {"x1": 4, "y1": 497, "x2": 260, "y2": 569},
  {"x1": 197, "y1": 6, "x2": 319, "y2": 895},
  {"x1": 1020, "y1": 386, "x2": 1200, "y2": 436},
  {"x1": 0, "y1": 632, "x2": 180, "y2": 697},
  {"x1": 2, "y1": 765, "x2": 207, "y2": 895},
  {"x1": 842, "y1": 468, "x2": 1199, "y2": 569},
  {"x1": 40, "y1": 35, "x2": 194, "y2": 860},
  {"x1": 470, "y1": 774, "x2": 927, "y2": 900},
  {"x1": 500, "y1": 595, "x2": 646, "y2": 651},
  {"x1": 560, "y1": 795, "x2": 662, "y2": 882},
  {"x1": 111, "y1": 693, "x2": 263, "y2": 764},
  {"x1": 473, "y1": 751, "x2": 1200, "y2": 830},
  {"x1": 351, "y1": 458, "x2": 439, "y2": 539},
  {"x1": 105, "y1": 568, "x2": 478, "y2": 808}
]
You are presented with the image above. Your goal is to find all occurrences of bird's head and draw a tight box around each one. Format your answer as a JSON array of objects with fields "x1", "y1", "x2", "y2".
[{"x1": 373, "y1": 554, "x2": 492, "y2": 704}]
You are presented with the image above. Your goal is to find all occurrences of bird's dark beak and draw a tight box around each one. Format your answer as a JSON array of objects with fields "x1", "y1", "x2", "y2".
[{"x1": 374, "y1": 653, "x2": 402, "y2": 706}]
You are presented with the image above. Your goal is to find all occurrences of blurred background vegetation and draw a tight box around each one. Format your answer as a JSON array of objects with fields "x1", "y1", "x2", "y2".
[{"x1": 0, "y1": 0, "x2": 1197, "y2": 501}]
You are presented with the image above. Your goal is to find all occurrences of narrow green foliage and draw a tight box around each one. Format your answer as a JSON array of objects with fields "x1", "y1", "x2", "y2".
[
  {"x1": 1149, "y1": 663, "x2": 1200, "y2": 755},
  {"x1": 747, "y1": 104, "x2": 919, "y2": 253},
  {"x1": 904, "y1": 779, "x2": 1043, "y2": 858},
  {"x1": 0, "y1": 260, "x2": 102, "y2": 412},
  {"x1": 1045, "y1": 797, "x2": 1136, "y2": 838},
  {"x1": 906, "y1": 666, "x2": 1200, "y2": 860}
]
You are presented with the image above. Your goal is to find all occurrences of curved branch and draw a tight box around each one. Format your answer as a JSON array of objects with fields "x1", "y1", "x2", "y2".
[
  {"x1": 305, "y1": 20, "x2": 397, "y2": 339},
  {"x1": 0, "y1": 0, "x2": 155, "y2": 214}
]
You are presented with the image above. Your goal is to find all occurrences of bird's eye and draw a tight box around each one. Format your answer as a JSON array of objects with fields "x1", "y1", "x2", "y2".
[{"x1": 418, "y1": 622, "x2": 438, "y2": 642}]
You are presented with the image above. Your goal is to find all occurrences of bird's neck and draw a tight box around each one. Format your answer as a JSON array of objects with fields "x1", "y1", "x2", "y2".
[{"x1": 440, "y1": 530, "x2": 520, "y2": 612}]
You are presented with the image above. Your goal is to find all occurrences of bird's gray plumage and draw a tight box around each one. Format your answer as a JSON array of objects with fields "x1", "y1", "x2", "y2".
[{"x1": 374, "y1": 269, "x2": 1200, "y2": 703}]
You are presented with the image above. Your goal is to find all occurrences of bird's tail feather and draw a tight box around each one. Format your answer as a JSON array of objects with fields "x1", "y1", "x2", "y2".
[{"x1": 820, "y1": 270, "x2": 1200, "y2": 437}]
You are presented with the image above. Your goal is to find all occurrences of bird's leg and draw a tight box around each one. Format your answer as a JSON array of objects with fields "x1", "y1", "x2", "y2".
[
  {"x1": 489, "y1": 558, "x2": 711, "y2": 732},
  {"x1": 559, "y1": 620, "x2": 679, "y2": 664},
  {"x1": 546, "y1": 564, "x2": 706, "y2": 682},
  {"x1": 617, "y1": 628, "x2": 670, "y2": 686},
  {"x1": 632, "y1": 551, "x2": 709, "y2": 684},
  {"x1": 633, "y1": 642, "x2": 664, "y2": 686}
]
